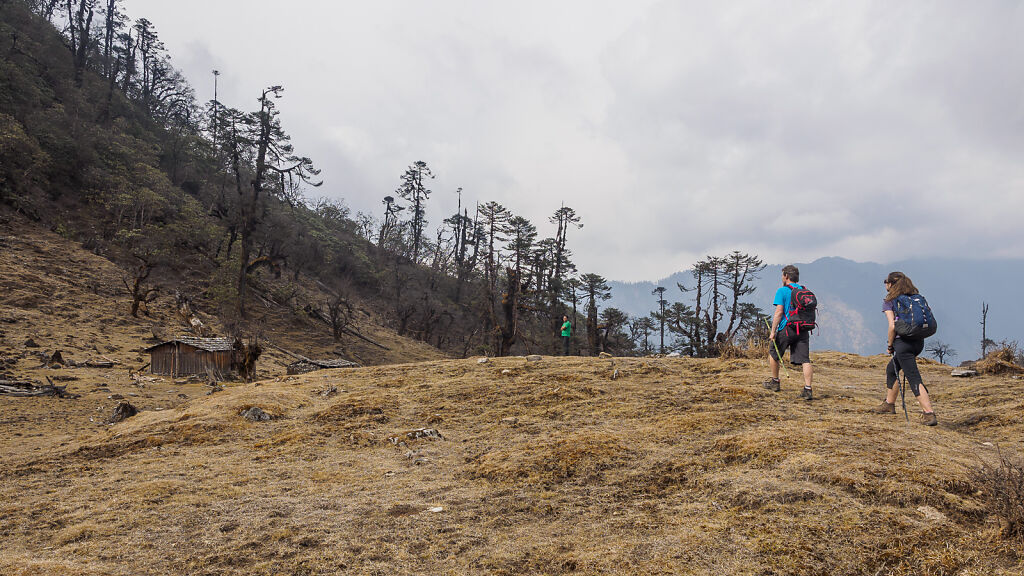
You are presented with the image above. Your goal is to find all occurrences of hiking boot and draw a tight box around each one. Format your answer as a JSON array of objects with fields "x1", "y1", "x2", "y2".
[
  {"x1": 762, "y1": 378, "x2": 780, "y2": 392},
  {"x1": 921, "y1": 412, "x2": 937, "y2": 426},
  {"x1": 799, "y1": 387, "x2": 813, "y2": 401},
  {"x1": 871, "y1": 401, "x2": 896, "y2": 414}
]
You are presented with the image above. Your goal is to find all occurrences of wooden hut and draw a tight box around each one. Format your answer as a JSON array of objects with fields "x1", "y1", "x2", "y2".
[
  {"x1": 286, "y1": 358, "x2": 359, "y2": 375},
  {"x1": 145, "y1": 337, "x2": 236, "y2": 377}
]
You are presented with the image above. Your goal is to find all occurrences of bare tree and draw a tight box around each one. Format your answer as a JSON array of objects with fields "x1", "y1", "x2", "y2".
[
  {"x1": 926, "y1": 340, "x2": 957, "y2": 365},
  {"x1": 121, "y1": 255, "x2": 158, "y2": 317},
  {"x1": 326, "y1": 294, "x2": 353, "y2": 342},
  {"x1": 981, "y1": 302, "x2": 994, "y2": 358}
]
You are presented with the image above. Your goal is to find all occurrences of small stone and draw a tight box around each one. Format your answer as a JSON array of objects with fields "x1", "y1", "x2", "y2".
[
  {"x1": 477, "y1": 357, "x2": 489, "y2": 364},
  {"x1": 599, "y1": 352, "x2": 613, "y2": 359},
  {"x1": 950, "y1": 369, "x2": 978, "y2": 378},
  {"x1": 501, "y1": 369, "x2": 512, "y2": 375},
  {"x1": 240, "y1": 407, "x2": 272, "y2": 422},
  {"x1": 917, "y1": 506, "x2": 946, "y2": 523},
  {"x1": 108, "y1": 394, "x2": 124, "y2": 400},
  {"x1": 427, "y1": 506, "x2": 443, "y2": 513},
  {"x1": 526, "y1": 355, "x2": 542, "y2": 362},
  {"x1": 24, "y1": 338, "x2": 39, "y2": 348},
  {"x1": 611, "y1": 369, "x2": 620, "y2": 380},
  {"x1": 982, "y1": 442, "x2": 994, "y2": 446}
]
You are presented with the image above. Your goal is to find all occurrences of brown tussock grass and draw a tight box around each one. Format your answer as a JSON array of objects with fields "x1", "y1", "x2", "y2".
[{"x1": 2, "y1": 351, "x2": 1024, "y2": 575}]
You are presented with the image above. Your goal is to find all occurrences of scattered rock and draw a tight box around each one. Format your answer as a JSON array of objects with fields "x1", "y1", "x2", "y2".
[
  {"x1": 390, "y1": 428, "x2": 443, "y2": 445},
  {"x1": 501, "y1": 369, "x2": 512, "y2": 375},
  {"x1": 666, "y1": 351, "x2": 681, "y2": 358},
  {"x1": 24, "y1": 338, "x2": 39, "y2": 348},
  {"x1": 917, "y1": 506, "x2": 947, "y2": 523},
  {"x1": 982, "y1": 442, "x2": 994, "y2": 446},
  {"x1": 240, "y1": 407, "x2": 272, "y2": 422},
  {"x1": 526, "y1": 355, "x2": 542, "y2": 362},
  {"x1": 108, "y1": 401, "x2": 138, "y2": 423},
  {"x1": 599, "y1": 352, "x2": 613, "y2": 359},
  {"x1": 414, "y1": 458, "x2": 430, "y2": 465},
  {"x1": 177, "y1": 393, "x2": 189, "y2": 399},
  {"x1": 317, "y1": 386, "x2": 338, "y2": 397},
  {"x1": 107, "y1": 394, "x2": 124, "y2": 400},
  {"x1": 477, "y1": 357, "x2": 489, "y2": 364},
  {"x1": 951, "y1": 369, "x2": 978, "y2": 378},
  {"x1": 611, "y1": 369, "x2": 620, "y2": 380},
  {"x1": 427, "y1": 506, "x2": 443, "y2": 513}
]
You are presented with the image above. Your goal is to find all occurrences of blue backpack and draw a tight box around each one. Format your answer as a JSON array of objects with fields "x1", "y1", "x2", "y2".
[{"x1": 893, "y1": 294, "x2": 937, "y2": 339}]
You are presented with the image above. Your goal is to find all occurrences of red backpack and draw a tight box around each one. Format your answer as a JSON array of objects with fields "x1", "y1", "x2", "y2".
[{"x1": 787, "y1": 284, "x2": 817, "y2": 335}]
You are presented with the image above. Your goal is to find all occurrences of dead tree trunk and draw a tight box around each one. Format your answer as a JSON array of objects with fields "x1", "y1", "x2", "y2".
[{"x1": 122, "y1": 256, "x2": 158, "y2": 317}]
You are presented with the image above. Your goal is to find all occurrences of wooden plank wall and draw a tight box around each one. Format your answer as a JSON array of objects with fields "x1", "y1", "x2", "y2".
[{"x1": 149, "y1": 345, "x2": 234, "y2": 376}]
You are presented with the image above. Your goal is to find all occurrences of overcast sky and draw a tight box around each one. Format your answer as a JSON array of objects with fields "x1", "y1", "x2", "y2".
[{"x1": 128, "y1": 0, "x2": 1024, "y2": 281}]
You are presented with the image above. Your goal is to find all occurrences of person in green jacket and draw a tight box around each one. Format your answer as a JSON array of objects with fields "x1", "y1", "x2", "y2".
[{"x1": 560, "y1": 315, "x2": 572, "y2": 356}]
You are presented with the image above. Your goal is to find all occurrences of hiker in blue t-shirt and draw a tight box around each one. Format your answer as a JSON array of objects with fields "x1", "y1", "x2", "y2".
[{"x1": 763, "y1": 265, "x2": 814, "y2": 400}]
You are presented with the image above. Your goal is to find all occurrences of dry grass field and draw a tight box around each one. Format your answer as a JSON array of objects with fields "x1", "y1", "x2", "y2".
[
  {"x1": 2, "y1": 217, "x2": 1024, "y2": 575},
  {"x1": 2, "y1": 352, "x2": 1023, "y2": 575}
]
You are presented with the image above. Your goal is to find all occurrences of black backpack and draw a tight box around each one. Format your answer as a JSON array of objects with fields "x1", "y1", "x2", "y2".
[
  {"x1": 786, "y1": 284, "x2": 817, "y2": 335},
  {"x1": 892, "y1": 294, "x2": 937, "y2": 339}
]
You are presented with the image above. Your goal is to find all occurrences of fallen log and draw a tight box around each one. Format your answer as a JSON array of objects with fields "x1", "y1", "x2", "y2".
[
  {"x1": 263, "y1": 341, "x2": 311, "y2": 362},
  {"x1": 0, "y1": 377, "x2": 80, "y2": 399},
  {"x1": 342, "y1": 326, "x2": 391, "y2": 351}
]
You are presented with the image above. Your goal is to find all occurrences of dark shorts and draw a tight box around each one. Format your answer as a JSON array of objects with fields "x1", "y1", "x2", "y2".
[{"x1": 769, "y1": 326, "x2": 811, "y2": 365}]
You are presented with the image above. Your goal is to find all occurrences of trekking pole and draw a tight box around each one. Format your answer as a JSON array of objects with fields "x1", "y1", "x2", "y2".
[
  {"x1": 893, "y1": 352, "x2": 909, "y2": 422},
  {"x1": 764, "y1": 317, "x2": 789, "y2": 379}
]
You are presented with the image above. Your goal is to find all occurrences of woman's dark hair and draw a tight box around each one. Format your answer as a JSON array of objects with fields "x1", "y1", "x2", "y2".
[
  {"x1": 782, "y1": 265, "x2": 800, "y2": 283},
  {"x1": 885, "y1": 271, "x2": 919, "y2": 301}
]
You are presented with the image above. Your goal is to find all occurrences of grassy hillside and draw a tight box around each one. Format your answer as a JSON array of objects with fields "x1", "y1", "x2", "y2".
[
  {"x1": 0, "y1": 208, "x2": 442, "y2": 379},
  {"x1": 2, "y1": 340, "x2": 1022, "y2": 574}
]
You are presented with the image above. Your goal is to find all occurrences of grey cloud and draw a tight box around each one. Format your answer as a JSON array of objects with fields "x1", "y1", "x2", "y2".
[{"x1": 128, "y1": 0, "x2": 1023, "y2": 281}]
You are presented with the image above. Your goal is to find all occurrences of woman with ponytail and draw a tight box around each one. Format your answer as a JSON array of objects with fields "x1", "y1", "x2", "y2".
[{"x1": 871, "y1": 271, "x2": 937, "y2": 426}]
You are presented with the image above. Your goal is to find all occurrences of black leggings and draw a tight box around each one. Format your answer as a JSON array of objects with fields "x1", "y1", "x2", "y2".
[{"x1": 886, "y1": 338, "x2": 926, "y2": 396}]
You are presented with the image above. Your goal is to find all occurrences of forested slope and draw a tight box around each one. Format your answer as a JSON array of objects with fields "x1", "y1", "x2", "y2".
[{"x1": 0, "y1": 0, "x2": 635, "y2": 359}]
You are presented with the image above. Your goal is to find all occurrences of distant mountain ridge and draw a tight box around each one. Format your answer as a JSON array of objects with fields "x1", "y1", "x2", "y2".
[{"x1": 607, "y1": 257, "x2": 1023, "y2": 361}]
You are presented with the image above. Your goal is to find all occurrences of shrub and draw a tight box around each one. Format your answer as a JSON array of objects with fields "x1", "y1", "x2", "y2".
[{"x1": 972, "y1": 448, "x2": 1024, "y2": 539}]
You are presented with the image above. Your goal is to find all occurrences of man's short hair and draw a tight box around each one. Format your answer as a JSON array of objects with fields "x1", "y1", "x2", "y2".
[{"x1": 782, "y1": 265, "x2": 800, "y2": 283}]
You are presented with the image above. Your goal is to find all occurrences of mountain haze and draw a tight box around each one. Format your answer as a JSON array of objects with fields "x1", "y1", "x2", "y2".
[{"x1": 608, "y1": 257, "x2": 1024, "y2": 361}]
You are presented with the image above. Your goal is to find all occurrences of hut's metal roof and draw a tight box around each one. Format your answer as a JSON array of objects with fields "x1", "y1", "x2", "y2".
[{"x1": 144, "y1": 337, "x2": 236, "y2": 353}]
